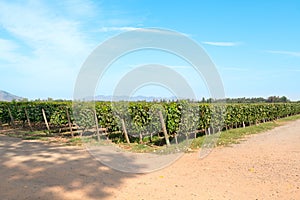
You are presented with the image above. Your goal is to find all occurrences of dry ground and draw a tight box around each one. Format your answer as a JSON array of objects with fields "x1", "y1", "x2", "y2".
[{"x1": 0, "y1": 120, "x2": 299, "y2": 200}]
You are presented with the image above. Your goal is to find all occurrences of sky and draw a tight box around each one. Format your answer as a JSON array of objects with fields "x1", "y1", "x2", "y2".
[{"x1": 0, "y1": 0, "x2": 299, "y2": 100}]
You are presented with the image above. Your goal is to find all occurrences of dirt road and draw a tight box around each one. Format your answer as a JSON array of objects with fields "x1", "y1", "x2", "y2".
[{"x1": 1, "y1": 120, "x2": 299, "y2": 200}]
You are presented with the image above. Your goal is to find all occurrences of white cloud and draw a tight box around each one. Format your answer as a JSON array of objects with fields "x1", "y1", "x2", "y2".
[
  {"x1": 0, "y1": 39, "x2": 17, "y2": 50},
  {"x1": 266, "y1": 50, "x2": 300, "y2": 57},
  {"x1": 0, "y1": 2, "x2": 91, "y2": 57},
  {"x1": 98, "y1": 27, "x2": 191, "y2": 37},
  {"x1": 0, "y1": 39, "x2": 20, "y2": 62},
  {"x1": 128, "y1": 64, "x2": 191, "y2": 69},
  {"x1": 0, "y1": 1, "x2": 94, "y2": 98},
  {"x1": 202, "y1": 41, "x2": 241, "y2": 47},
  {"x1": 59, "y1": 0, "x2": 97, "y2": 18},
  {"x1": 99, "y1": 26, "x2": 139, "y2": 32}
]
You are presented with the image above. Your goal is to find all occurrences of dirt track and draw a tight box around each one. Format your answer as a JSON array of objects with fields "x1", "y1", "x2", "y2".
[{"x1": 1, "y1": 120, "x2": 299, "y2": 200}]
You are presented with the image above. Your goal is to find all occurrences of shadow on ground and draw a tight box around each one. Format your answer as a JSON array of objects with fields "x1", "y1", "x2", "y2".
[{"x1": 0, "y1": 134, "x2": 142, "y2": 200}]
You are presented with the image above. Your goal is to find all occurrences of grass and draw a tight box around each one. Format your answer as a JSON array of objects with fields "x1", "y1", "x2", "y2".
[
  {"x1": 2, "y1": 114, "x2": 300, "y2": 152},
  {"x1": 66, "y1": 137, "x2": 83, "y2": 146},
  {"x1": 215, "y1": 122, "x2": 279, "y2": 146},
  {"x1": 277, "y1": 114, "x2": 300, "y2": 122},
  {"x1": 5, "y1": 130, "x2": 45, "y2": 138},
  {"x1": 118, "y1": 143, "x2": 157, "y2": 153},
  {"x1": 117, "y1": 141, "x2": 192, "y2": 154},
  {"x1": 191, "y1": 114, "x2": 300, "y2": 149}
]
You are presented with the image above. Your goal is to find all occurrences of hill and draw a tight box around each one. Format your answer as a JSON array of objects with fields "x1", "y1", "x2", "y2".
[{"x1": 0, "y1": 90, "x2": 23, "y2": 102}]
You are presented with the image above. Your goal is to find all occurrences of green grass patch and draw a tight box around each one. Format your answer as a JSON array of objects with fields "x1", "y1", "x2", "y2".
[
  {"x1": 216, "y1": 122, "x2": 279, "y2": 146},
  {"x1": 277, "y1": 114, "x2": 300, "y2": 122},
  {"x1": 24, "y1": 130, "x2": 47, "y2": 136},
  {"x1": 117, "y1": 139, "x2": 193, "y2": 154},
  {"x1": 191, "y1": 115, "x2": 300, "y2": 149},
  {"x1": 117, "y1": 143, "x2": 157, "y2": 153},
  {"x1": 23, "y1": 135, "x2": 49, "y2": 140},
  {"x1": 66, "y1": 137, "x2": 83, "y2": 146},
  {"x1": 2, "y1": 114, "x2": 300, "y2": 153},
  {"x1": 190, "y1": 136, "x2": 205, "y2": 149}
]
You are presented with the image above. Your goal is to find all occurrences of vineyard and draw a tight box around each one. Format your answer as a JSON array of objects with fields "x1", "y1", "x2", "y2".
[{"x1": 1, "y1": 101, "x2": 300, "y2": 146}]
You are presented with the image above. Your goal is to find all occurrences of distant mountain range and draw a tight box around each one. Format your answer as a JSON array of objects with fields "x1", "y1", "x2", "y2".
[
  {"x1": 0, "y1": 90, "x2": 295, "y2": 103},
  {"x1": 94, "y1": 95, "x2": 179, "y2": 102},
  {"x1": 0, "y1": 90, "x2": 23, "y2": 102},
  {"x1": 0, "y1": 90, "x2": 179, "y2": 102}
]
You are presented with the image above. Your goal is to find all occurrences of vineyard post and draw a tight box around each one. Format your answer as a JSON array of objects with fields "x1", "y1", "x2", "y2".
[
  {"x1": 121, "y1": 118, "x2": 130, "y2": 144},
  {"x1": 7, "y1": 107, "x2": 15, "y2": 128},
  {"x1": 174, "y1": 133, "x2": 178, "y2": 144},
  {"x1": 94, "y1": 110, "x2": 100, "y2": 142},
  {"x1": 42, "y1": 109, "x2": 50, "y2": 132},
  {"x1": 24, "y1": 108, "x2": 33, "y2": 131},
  {"x1": 207, "y1": 127, "x2": 211, "y2": 135},
  {"x1": 66, "y1": 108, "x2": 74, "y2": 138},
  {"x1": 139, "y1": 133, "x2": 143, "y2": 144},
  {"x1": 158, "y1": 111, "x2": 170, "y2": 147}
]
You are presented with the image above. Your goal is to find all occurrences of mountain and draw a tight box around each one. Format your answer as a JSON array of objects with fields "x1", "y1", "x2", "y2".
[
  {"x1": 95, "y1": 95, "x2": 179, "y2": 102},
  {"x1": 0, "y1": 90, "x2": 23, "y2": 102}
]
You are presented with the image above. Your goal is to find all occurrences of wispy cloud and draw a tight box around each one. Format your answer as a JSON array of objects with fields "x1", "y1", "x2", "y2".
[
  {"x1": 0, "y1": 1, "x2": 95, "y2": 98},
  {"x1": 222, "y1": 67, "x2": 248, "y2": 71},
  {"x1": 0, "y1": 39, "x2": 20, "y2": 63},
  {"x1": 128, "y1": 64, "x2": 193, "y2": 70},
  {"x1": 0, "y1": 1, "x2": 93, "y2": 56},
  {"x1": 99, "y1": 27, "x2": 191, "y2": 37},
  {"x1": 265, "y1": 50, "x2": 300, "y2": 57},
  {"x1": 202, "y1": 41, "x2": 241, "y2": 47},
  {"x1": 99, "y1": 26, "x2": 139, "y2": 32}
]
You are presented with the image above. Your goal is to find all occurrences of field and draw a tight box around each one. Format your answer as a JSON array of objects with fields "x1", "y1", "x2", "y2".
[
  {"x1": 0, "y1": 117, "x2": 299, "y2": 199},
  {"x1": 1, "y1": 101, "x2": 300, "y2": 199},
  {"x1": 1, "y1": 101, "x2": 300, "y2": 151}
]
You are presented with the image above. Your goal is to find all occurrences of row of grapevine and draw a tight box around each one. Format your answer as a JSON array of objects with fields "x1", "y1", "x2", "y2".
[
  {"x1": 225, "y1": 103, "x2": 300, "y2": 128},
  {"x1": 1, "y1": 101, "x2": 300, "y2": 139},
  {"x1": 0, "y1": 101, "x2": 72, "y2": 127}
]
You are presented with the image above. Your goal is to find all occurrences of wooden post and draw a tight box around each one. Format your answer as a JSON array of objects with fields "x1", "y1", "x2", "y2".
[
  {"x1": 174, "y1": 133, "x2": 178, "y2": 144},
  {"x1": 150, "y1": 132, "x2": 153, "y2": 142},
  {"x1": 121, "y1": 118, "x2": 130, "y2": 144},
  {"x1": 94, "y1": 110, "x2": 100, "y2": 142},
  {"x1": 158, "y1": 111, "x2": 170, "y2": 146},
  {"x1": 7, "y1": 107, "x2": 15, "y2": 128},
  {"x1": 139, "y1": 133, "x2": 143, "y2": 144},
  {"x1": 66, "y1": 108, "x2": 74, "y2": 138},
  {"x1": 24, "y1": 108, "x2": 33, "y2": 131},
  {"x1": 42, "y1": 109, "x2": 50, "y2": 132}
]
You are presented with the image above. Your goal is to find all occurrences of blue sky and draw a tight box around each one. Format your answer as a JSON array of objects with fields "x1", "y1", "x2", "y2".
[{"x1": 0, "y1": 0, "x2": 299, "y2": 100}]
